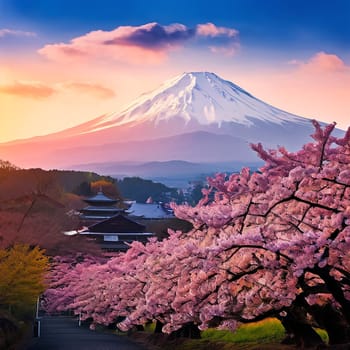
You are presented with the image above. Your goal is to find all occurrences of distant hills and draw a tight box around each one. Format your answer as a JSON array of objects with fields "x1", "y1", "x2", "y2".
[{"x1": 72, "y1": 159, "x2": 263, "y2": 187}]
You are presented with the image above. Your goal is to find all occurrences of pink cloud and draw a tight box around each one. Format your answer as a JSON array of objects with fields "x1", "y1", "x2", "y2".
[
  {"x1": 197, "y1": 23, "x2": 239, "y2": 56},
  {"x1": 0, "y1": 29, "x2": 37, "y2": 38},
  {"x1": 38, "y1": 22, "x2": 240, "y2": 64},
  {"x1": 0, "y1": 79, "x2": 116, "y2": 100},
  {"x1": 61, "y1": 82, "x2": 116, "y2": 98},
  {"x1": 196, "y1": 23, "x2": 238, "y2": 38},
  {"x1": 292, "y1": 52, "x2": 349, "y2": 73},
  {"x1": 0, "y1": 81, "x2": 55, "y2": 98}
]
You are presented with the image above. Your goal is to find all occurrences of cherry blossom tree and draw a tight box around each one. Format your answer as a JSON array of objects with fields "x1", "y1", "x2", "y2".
[
  {"x1": 43, "y1": 254, "x2": 105, "y2": 314},
  {"x1": 169, "y1": 121, "x2": 350, "y2": 345},
  {"x1": 45, "y1": 122, "x2": 350, "y2": 346}
]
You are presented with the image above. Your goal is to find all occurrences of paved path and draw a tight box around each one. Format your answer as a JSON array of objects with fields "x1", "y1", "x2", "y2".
[{"x1": 26, "y1": 316, "x2": 147, "y2": 350}]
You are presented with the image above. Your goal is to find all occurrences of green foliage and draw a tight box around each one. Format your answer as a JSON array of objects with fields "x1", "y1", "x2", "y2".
[
  {"x1": 72, "y1": 181, "x2": 92, "y2": 196},
  {"x1": 49, "y1": 170, "x2": 116, "y2": 193},
  {"x1": 202, "y1": 318, "x2": 285, "y2": 344},
  {"x1": 0, "y1": 244, "x2": 49, "y2": 313},
  {"x1": 144, "y1": 322, "x2": 156, "y2": 333},
  {"x1": 117, "y1": 177, "x2": 179, "y2": 202},
  {"x1": 0, "y1": 166, "x2": 117, "y2": 199},
  {"x1": 142, "y1": 319, "x2": 298, "y2": 350},
  {"x1": 181, "y1": 319, "x2": 328, "y2": 350},
  {"x1": 314, "y1": 328, "x2": 329, "y2": 344},
  {"x1": 0, "y1": 245, "x2": 48, "y2": 348}
]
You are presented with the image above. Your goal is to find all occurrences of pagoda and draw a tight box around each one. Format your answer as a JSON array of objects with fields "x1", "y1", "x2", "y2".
[
  {"x1": 73, "y1": 190, "x2": 158, "y2": 252},
  {"x1": 80, "y1": 191, "x2": 124, "y2": 225}
]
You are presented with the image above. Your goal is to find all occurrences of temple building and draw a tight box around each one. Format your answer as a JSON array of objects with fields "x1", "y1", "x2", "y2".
[
  {"x1": 80, "y1": 191, "x2": 124, "y2": 225},
  {"x1": 79, "y1": 214, "x2": 154, "y2": 251},
  {"x1": 77, "y1": 191, "x2": 155, "y2": 251}
]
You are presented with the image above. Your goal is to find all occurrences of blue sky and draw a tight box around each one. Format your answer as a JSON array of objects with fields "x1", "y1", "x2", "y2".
[
  {"x1": 0, "y1": 0, "x2": 349, "y2": 141},
  {"x1": 2, "y1": 0, "x2": 349, "y2": 53}
]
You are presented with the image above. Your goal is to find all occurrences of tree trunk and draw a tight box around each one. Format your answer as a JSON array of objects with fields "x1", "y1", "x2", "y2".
[
  {"x1": 280, "y1": 306, "x2": 324, "y2": 348},
  {"x1": 169, "y1": 322, "x2": 201, "y2": 339},
  {"x1": 310, "y1": 304, "x2": 350, "y2": 345},
  {"x1": 314, "y1": 266, "x2": 350, "y2": 325},
  {"x1": 154, "y1": 320, "x2": 163, "y2": 334}
]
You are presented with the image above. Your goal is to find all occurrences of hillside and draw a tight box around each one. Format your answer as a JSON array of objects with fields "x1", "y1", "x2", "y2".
[
  {"x1": 0, "y1": 162, "x2": 118, "y2": 254},
  {"x1": 0, "y1": 161, "x2": 191, "y2": 253}
]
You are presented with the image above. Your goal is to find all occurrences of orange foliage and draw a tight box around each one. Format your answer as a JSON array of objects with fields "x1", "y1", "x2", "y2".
[{"x1": 90, "y1": 180, "x2": 122, "y2": 199}]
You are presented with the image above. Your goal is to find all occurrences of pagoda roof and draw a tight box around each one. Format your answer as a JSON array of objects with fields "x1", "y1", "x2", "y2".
[
  {"x1": 84, "y1": 191, "x2": 118, "y2": 205},
  {"x1": 86, "y1": 214, "x2": 145, "y2": 233}
]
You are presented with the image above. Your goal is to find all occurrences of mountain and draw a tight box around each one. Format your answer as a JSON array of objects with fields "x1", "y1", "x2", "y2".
[
  {"x1": 0, "y1": 72, "x2": 336, "y2": 170},
  {"x1": 62, "y1": 71, "x2": 308, "y2": 136}
]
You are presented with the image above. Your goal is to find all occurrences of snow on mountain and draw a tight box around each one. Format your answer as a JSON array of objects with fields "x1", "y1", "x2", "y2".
[{"x1": 84, "y1": 72, "x2": 309, "y2": 134}]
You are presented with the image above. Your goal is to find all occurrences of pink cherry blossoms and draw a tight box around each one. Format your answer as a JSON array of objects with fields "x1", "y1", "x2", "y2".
[{"x1": 44, "y1": 122, "x2": 350, "y2": 345}]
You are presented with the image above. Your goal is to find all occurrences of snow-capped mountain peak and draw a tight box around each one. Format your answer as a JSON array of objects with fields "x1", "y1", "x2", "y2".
[{"x1": 87, "y1": 71, "x2": 308, "y2": 134}]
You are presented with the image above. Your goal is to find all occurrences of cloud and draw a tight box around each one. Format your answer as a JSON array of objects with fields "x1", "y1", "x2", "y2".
[
  {"x1": 196, "y1": 23, "x2": 239, "y2": 56},
  {"x1": 61, "y1": 82, "x2": 116, "y2": 98},
  {"x1": 0, "y1": 81, "x2": 55, "y2": 98},
  {"x1": 0, "y1": 29, "x2": 37, "y2": 38},
  {"x1": 104, "y1": 22, "x2": 195, "y2": 48},
  {"x1": 38, "y1": 22, "x2": 239, "y2": 64},
  {"x1": 290, "y1": 52, "x2": 349, "y2": 73},
  {"x1": 196, "y1": 23, "x2": 238, "y2": 38},
  {"x1": 0, "y1": 80, "x2": 116, "y2": 99}
]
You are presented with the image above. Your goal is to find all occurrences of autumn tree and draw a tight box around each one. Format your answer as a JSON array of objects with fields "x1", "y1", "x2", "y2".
[
  {"x1": 90, "y1": 180, "x2": 122, "y2": 199},
  {"x1": 0, "y1": 244, "x2": 49, "y2": 315},
  {"x1": 44, "y1": 122, "x2": 350, "y2": 347}
]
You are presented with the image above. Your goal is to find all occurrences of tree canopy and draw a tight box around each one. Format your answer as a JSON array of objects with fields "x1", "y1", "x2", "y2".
[
  {"x1": 0, "y1": 244, "x2": 48, "y2": 309},
  {"x1": 117, "y1": 177, "x2": 179, "y2": 203},
  {"x1": 90, "y1": 180, "x2": 122, "y2": 199}
]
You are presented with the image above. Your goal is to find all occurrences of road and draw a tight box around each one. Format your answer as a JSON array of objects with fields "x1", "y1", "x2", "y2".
[{"x1": 25, "y1": 316, "x2": 148, "y2": 350}]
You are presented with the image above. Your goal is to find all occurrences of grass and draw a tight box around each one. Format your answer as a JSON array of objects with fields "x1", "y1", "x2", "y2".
[
  {"x1": 144, "y1": 322, "x2": 156, "y2": 333},
  {"x1": 140, "y1": 318, "x2": 329, "y2": 350},
  {"x1": 314, "y1": 327, "x2": 329, "y2": 344},
  {"x1": 202, "y1": 318, "x2": 285, "y2": 344}
]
